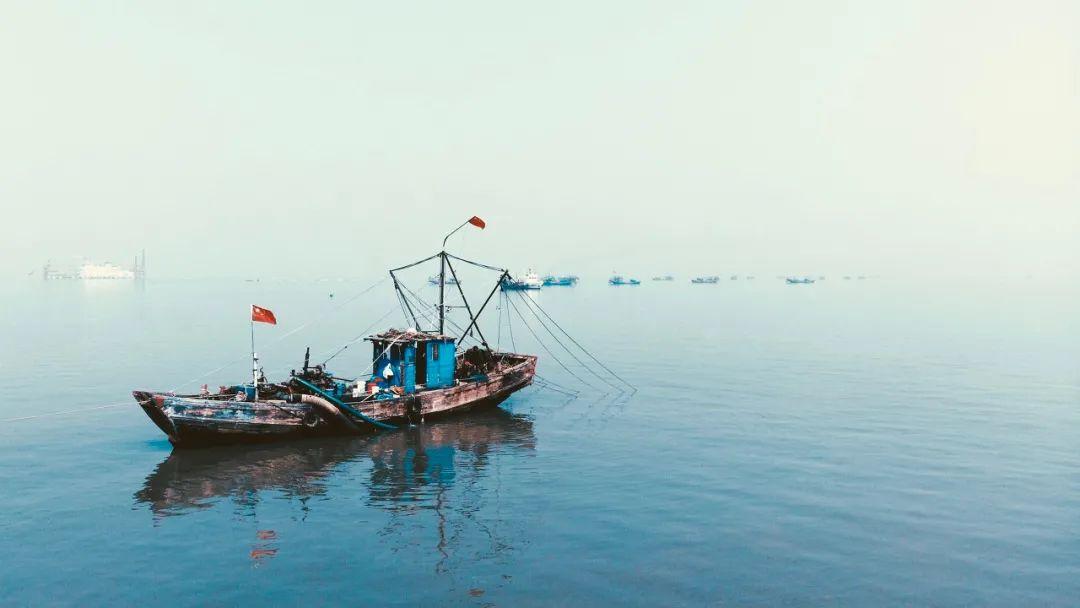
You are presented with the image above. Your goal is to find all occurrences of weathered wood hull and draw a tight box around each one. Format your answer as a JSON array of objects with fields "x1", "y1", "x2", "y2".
[{"x1": 134, "y1": 354, "x2": 536, "y2": 448}]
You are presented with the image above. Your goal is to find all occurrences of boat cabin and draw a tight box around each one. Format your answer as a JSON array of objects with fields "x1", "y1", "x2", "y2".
[{"x1": 367, "y1": 329, "x2": 456, "y2": 394}]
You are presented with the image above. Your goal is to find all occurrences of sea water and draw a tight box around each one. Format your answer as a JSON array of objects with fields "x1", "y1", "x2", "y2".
[{"x1": 0, "y1": 276, "x2": 1077, "y2": 606}]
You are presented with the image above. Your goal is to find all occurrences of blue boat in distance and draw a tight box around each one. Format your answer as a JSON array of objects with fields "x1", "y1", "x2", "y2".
[
  {"x1": 691, "y1": 276, "x2": 719, "y2": 284},
  {"x1": 785, "y1": 277, "x2": 816, "y2": 284},
  {"x1": 542, "y1": 274, "x2": 579, "y2": 287},
  {"x1": 609, "y1": 275, "x2": 640, "y2": 286}
]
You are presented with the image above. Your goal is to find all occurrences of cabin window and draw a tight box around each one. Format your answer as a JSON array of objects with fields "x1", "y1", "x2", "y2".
[{"x1": 432, "y1": 342, "x2": 439, "y2": 361}]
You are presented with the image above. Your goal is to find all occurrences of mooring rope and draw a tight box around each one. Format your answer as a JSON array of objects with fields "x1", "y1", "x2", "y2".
[{"x1": 1, "y1": 401, "x2": 132, "y2": 424}]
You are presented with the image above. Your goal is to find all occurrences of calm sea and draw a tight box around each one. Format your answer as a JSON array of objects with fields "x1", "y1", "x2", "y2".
[{"x1": 1, "y1": 276, "x2": 1077, "y2": 606}]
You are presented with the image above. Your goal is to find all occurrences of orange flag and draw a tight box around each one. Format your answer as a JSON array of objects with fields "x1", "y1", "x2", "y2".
[
  {"x1": 468, "y1": 216, "x2": 486, "y2": 229},
  {"x1": 251, "y1": 305, "x2": 277, "y2": 325}
]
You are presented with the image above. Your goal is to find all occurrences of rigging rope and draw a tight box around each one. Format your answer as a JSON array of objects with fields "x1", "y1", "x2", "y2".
[
  {"x1": 531, "y1": 379, "x2": 579, "y2": 397},
  {"x1": 392, "y1": 279, "x2": 436, "y2": 330},
  {"x1": 495, "y1": 295, "x2": 503, "y2": 351},
  {"x1": 169, "y1": 277, "x2": 389, "y2": 391},
  {"x1": 319, "y1": 304, "x2": 403, "y2": 366},
  {"x1": 505, "y1": 292, "x2": 517, "y2": 353},
  {"x1": 513, "y1": 292, "x2": 624, "y2": 393},
  {"x1": 514, "y1": 291, "x2": 636, "y2": 391},
  {"x1": 533, "y1": 373, "x2": 581, "y2": 396},
  {"x1": 504, "y1": 294, "x2": 602, "y2": 392}
]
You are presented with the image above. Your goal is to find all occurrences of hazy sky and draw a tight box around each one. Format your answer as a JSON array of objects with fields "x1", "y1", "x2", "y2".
[{"x1": 3, "y1": 0, "x2": 1077, "y2": 279}]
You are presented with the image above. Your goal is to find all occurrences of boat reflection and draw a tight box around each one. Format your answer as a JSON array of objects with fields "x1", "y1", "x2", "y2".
[{"x1": 135, "y1": 407, "x2": 536, "y2": 519}]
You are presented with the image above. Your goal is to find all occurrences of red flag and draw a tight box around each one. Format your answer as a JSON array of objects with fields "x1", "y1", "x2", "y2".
[
  {"x1": 251, "y1": 305, "x2": 277, "y2": 325},
  {"x1": 468, "y1": 216, "x2": 486, "y2": 229}
]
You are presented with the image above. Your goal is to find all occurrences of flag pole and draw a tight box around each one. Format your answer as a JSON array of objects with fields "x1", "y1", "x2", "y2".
[
  {"x1": 250, "y1": 306, "x2": 258, "y2": 398},
  {"x1": 442, "y1": 220, "x2": 470, "y2": 248}
]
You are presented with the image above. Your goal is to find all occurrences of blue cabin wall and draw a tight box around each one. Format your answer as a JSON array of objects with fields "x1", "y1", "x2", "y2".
[
  {"x1": 425, "y1": 339, "x2": 456, "y2": 389},
  {"x1": 372, "y1": 338, "x2": 454, "y2": 393},
  {"x1": 375, "y1": 342, "x2": 417, "y2": 393}
]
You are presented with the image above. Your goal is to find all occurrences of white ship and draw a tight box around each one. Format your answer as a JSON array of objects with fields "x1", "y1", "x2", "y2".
[
  {"x1": 43, "y1": 251, "x2": 146, "y2": 280},
  {"x1": 78, "y1": 262, "x2": 135, "y2": 279},
  {"x1": 501, "y1": 269, "x2": 543, "y2": 290}
]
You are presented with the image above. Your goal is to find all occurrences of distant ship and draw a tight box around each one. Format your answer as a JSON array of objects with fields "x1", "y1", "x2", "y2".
[
  {"x1": 43, "y1": 251, "x2": 146, "y2": 280},
  {"x1": 608, "y1": 275, "x2": 640, "y2": 286},
  {"x1": 785, "y1": 277, "x2": 815, "y2": 284},
  {"x1": 541, "y1": 275, "x2": 579, "y2": 287},
  {"x1": 651, "y1": 275, "x2": 674, "y2": 282},
  {"x1": 502, "y1": 270, "x2": 543, "y2": 291},
  {"x1": 428, "y1": 275, "x2": 460, "y2": 286},
  {"x1": 691, "y1": 276, "x2": 719, "y2": 284}
]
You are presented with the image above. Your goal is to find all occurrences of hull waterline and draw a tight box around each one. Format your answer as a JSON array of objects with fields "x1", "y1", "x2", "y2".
[{"x1": 133, "y1": 354, "x2": 536, "y2": 448}]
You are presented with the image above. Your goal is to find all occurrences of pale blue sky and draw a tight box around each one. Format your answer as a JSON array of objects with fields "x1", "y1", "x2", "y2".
[{"x1": 3, "y1": 0, "x2": 1077, "y2": 278}]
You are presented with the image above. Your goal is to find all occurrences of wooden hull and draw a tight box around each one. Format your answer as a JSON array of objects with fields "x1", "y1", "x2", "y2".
[{"x1": 134, "y1": 354, "x2": 536, "y2": 448}]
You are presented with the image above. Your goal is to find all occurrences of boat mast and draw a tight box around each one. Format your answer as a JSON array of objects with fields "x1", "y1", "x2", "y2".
[
  {"x1": 439, "y1": 218, "x2": 475, "y2": 335},
  {"x1": 438, "y1": 251, "x2": 446, "y2": 334},
  {"x1": 386, "y1": 218, "x2": 488, "y2": 336}
]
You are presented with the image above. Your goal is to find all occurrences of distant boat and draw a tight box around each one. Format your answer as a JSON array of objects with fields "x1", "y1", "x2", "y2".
[
  {"x1": 541, "y1": 274, "x2": 579, "y2": 287},
  {"x1": 609, "y1": 275, "x2": 640, "y2": 286},
  {"x1": 785, "y1": 277, "x2": 815, "y2": 284},
  {"x1": 729, "y1": 275, "x2": 738, "y2": 280},
  {"x1": 651, "y1": 275, "x2": 674, "y2": 282},
  {"x1": 43, "y1": 251, "x2": 146, "y2": 280},
  {"x1": 691, "y1": 276, "x2": 719, "y2": 284},
  {"x1": 502, "y1": 270, "x2": 542, "y2": 291},
  {"x1": 428, "y1": 275, "x2": 460, "y2": 286}
]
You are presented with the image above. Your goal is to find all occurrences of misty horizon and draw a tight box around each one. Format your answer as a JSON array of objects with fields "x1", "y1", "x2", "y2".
[{"x1": 4, "y1": 1, "x2": 1077, "y2": 280}]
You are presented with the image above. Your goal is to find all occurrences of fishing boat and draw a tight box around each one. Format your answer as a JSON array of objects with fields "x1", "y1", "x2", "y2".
[
  {"x1": 501, "y1": 270, "x2": 543, "y2": 291},
  {"x1": 651, "y1": 275, "x2": 674, "y2": 282},
  {"x1": 541, "y1": 274, "x2": 578, "y2": 287},
  {"x1": 690, "y1": 276, "x2": 719, "y2": 284},
  {"x1": 428, "y1": 275, "x2": 459, "y2": 286},
  {"x1": 608, "y1": 275, "x2": 640, "y2": 286},
  {"x1": 785, "y1": 277, "x2": 815, "y2": 284},
  {"x1": 133, "y1": 217, "x2": 539, "y2": 448}
]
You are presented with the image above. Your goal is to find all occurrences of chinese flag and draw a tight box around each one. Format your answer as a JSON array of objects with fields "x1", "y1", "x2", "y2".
[
  {"x1": 251, "y1": 305, "x2": 277, "y2": 325},
  {"x1": 468, "y1": 216, "x2": 486, "y2": 229}
]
